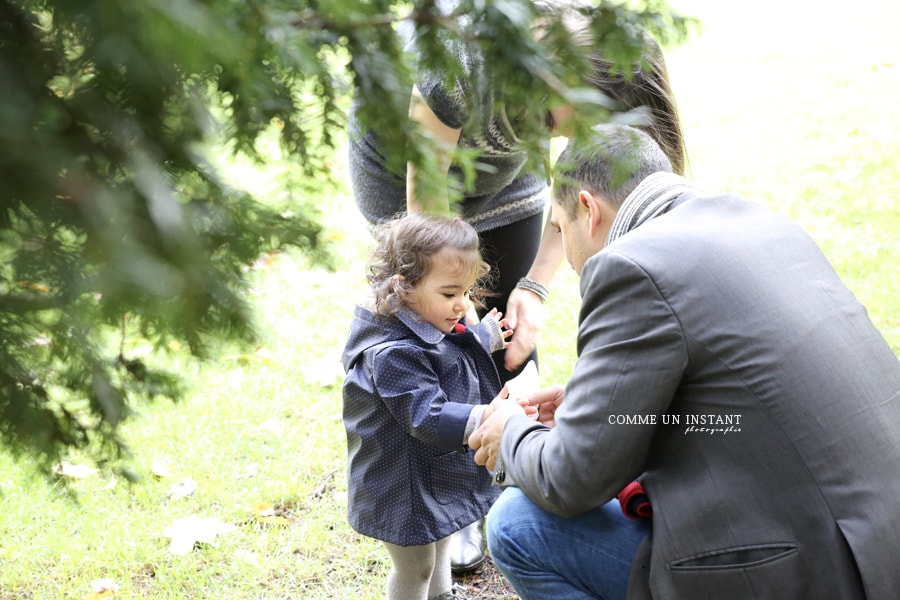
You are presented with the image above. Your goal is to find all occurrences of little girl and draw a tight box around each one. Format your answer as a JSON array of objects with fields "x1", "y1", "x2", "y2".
[{"x1": 342, "y1": 213, "x2": 512, "y2": 600}]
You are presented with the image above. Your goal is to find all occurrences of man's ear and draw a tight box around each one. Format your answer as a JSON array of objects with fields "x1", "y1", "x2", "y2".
[{"x1": 578, "y1": 189, "x2": 606, "y2": 237}]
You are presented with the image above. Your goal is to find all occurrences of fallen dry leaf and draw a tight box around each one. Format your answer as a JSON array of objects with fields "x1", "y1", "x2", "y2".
[
  {"x1": 81, "y1": 578, "x2": 119, "y2": 599},
  {"x1": 252, "y1": 503, "x2": 275, "y2": 516},
  {"x1": 150, "y1": 460, "x2": 171, "y2": 478},
  {"x1": 252, "y1": 503, "x2": 291, "y2": 527},
  {"x1": 168, "y1": 478, "x2": 197, "y2": 500},
  {"x1": 82, "y1": 591, "x2": 115, "y2": 600},
  {"x1": 258, "y1": 515, "x2": 291, "y2": 527},
  {"x1": 162, "y1": 516, "x2": 237, "y2": 556},
  {"x1": 54, "y1": 461, "x2": 99, "y2": 479}
]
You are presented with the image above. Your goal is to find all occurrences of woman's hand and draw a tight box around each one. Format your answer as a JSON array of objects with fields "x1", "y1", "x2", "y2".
[{"x1": 503, "y1": 287, "x2": 546, "y2": 371}]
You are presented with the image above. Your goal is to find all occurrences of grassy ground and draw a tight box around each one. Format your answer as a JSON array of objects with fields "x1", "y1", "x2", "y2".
[{"x1": 2, "y1": 0, "x2": 898, "y2": 597}]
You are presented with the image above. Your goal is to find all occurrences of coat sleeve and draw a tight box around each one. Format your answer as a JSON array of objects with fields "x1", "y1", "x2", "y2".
[
  {"x1": 499, "y1": 251, "x2": 688, "y2": 517},
  {"x1": 471, "y1": 312, "x2": 505, "y2": 353},
  {"x1": 371, "y1": 343, "x2": 473, "y2": 449}
]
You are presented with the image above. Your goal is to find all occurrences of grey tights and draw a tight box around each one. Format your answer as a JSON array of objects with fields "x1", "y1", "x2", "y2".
[{"x1": 383, "y1": 536, "x2": 452, "y2": 600}]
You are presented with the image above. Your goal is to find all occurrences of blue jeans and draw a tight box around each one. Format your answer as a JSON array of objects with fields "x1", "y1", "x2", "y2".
[{"x1": 486, "y1": 488, "x2": 650, "y2": 600}]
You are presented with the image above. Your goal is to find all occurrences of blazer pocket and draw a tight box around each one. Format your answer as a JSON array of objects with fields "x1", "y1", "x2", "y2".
[
  {"x1": 669, "y1": 543, "x2": 799, "y2": 571},
  {"x1": 667, "y1": 543, "x2": 811, "y2": 598}
]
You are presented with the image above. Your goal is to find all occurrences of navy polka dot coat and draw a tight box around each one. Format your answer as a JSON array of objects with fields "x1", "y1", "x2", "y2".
[{"x1": 341, "y1": 305, "x2": 503, "y2": 546}]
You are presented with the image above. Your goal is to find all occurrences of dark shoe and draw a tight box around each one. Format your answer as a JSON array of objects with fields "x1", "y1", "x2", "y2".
[
  {"x1": 449, "y1": 519, "x2": 485, "y2": 573},
  {"x1": 429, "y1": 584, "x2": 470, "y2": 600},
  {"x1": 428, "y1": 583, "x2": 469, "y2": 600}
]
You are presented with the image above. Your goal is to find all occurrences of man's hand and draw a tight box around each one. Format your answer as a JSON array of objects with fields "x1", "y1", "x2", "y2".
[
  {"x1": 469, "y1": 397, "x2": 524, "y2": 471},
  {"x1": 527, "y1": 384, "x2": 565, "y2": 427},
  {"x1": 503, "y1": 288, "x2": 545, "y2": 372}
]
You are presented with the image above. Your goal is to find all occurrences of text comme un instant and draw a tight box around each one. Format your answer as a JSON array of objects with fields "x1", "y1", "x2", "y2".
[{"x1": 608, "y1": 414, "x2": 742, "y2": 426}]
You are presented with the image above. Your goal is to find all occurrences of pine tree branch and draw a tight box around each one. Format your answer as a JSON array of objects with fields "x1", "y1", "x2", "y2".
[{"x1": 0, "y1": 292, "x2": 66, "y2": 312}]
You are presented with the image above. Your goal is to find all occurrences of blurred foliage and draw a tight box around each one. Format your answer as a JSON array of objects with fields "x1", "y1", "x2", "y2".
[{"x1": 0, "y1": 0, "x2": 692, "y2": 470}]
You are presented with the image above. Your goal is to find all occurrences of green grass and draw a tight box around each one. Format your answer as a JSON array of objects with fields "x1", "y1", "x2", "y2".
[{"x1": 2, "y1": 0, "x2": 899, "y2": 597}]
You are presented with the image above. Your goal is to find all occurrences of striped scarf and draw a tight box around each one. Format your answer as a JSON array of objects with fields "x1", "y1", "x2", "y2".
[{"x1": 605, "y1": 172, "x2": 696, "y2": 246}]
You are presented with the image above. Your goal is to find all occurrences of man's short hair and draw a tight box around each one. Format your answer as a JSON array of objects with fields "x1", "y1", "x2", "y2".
[{"x1": 553, "y1": 124, "x2": 673, "y2": 218}]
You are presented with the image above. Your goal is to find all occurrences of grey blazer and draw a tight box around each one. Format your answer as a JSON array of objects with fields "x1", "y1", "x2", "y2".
[{"x1": 499, "y1": 192, "x2": 900, "y2": 599}]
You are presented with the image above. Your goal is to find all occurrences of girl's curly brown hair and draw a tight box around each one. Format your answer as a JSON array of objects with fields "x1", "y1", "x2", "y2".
[{"x1": 368, "y1": 214, "x2": 493, "y2": 317}]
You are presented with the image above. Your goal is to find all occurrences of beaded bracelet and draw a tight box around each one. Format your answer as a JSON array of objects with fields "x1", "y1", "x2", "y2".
[{"x1": 516, "y1": 276, "x2": 549, "y2": 303}]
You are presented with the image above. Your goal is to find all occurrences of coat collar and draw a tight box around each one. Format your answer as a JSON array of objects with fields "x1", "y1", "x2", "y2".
[
  {"x1": 343, "y1": 304, "x2": 463, "y2": 372},
  {"x1": 394, "y1": 307, "x2": 450, "y2": 345}
]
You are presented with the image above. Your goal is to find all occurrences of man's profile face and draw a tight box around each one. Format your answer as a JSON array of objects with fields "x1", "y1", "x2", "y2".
[{"x1": 549, "y1": 197, "x2": 591, "y2": 276}]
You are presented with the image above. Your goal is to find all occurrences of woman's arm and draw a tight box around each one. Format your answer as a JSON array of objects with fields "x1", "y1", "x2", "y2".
[
  {"x1": 503, "y1": 213, "x2": 564, "y2": 371},
  {"x1": 406, "y1": 84, "x2": 462, "y2": 215}
]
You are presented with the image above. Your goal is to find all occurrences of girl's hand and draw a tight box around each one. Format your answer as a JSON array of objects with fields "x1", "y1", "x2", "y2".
[
  {"x1": 486, "y1": 307, "x2": 514, "y2": 349},
  {"x1": 483, "y1": 385, "x2": 536, "y2": 423}
]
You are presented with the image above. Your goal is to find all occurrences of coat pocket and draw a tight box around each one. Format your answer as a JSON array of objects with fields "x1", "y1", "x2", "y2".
[
  {"x1": 669, "y1": 542, "x2": 798, "y2": 571},
  {"x1": 428, "y1": 451, "x2": 474, "y2": 505}
]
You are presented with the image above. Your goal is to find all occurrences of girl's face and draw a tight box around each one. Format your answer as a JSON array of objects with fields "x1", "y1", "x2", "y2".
[{"x1": 406, "y1": 249, "x2": 477, "y2": 332}]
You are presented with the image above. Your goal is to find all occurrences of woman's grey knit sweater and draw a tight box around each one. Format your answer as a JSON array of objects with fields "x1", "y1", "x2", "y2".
[{"x1": 347, "y1": 5, "x2": 548, "y2": 233}]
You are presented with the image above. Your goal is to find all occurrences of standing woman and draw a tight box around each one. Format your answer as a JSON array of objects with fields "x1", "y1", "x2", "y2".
[{"x1": 347, "y1": 0, "x2": 687, "y2": 571}]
